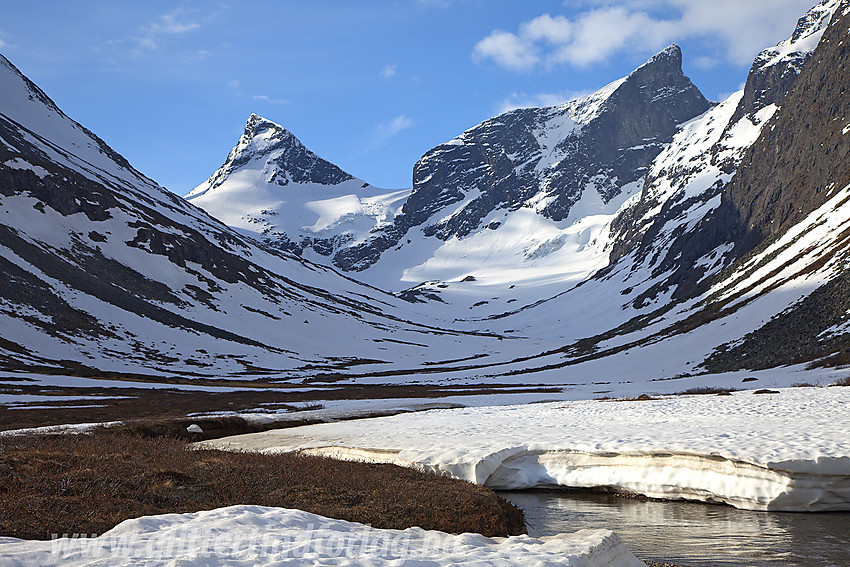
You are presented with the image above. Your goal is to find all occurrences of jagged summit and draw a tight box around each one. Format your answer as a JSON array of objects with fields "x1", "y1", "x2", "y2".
[
  {"x1": 507, "y1": 44, "x2": 693, "y2": 126},
  {"x1": 239, "y1": 113, "x2": 304, "y2": 153},
  {"x1": 332, "y1": 45, "x2": 711, "y2": 272},
  {"x1": 186, "y1": 115, "x2": 408, "y2": 260},
  {"x1": 188, "y1": 115, "x2": 356, "y2": 201}
]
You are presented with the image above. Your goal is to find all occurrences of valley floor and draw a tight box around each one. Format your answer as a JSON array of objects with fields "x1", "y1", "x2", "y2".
[{"x1": 1, "y1": 376, "x2": 849, "y2": 565}]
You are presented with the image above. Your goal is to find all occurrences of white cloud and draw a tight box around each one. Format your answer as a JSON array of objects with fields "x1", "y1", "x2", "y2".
[
  {"x1": 143, "y1": 9, "x2": 200, "y2": 36},
  {"x1": 135, "y1": 8, "x2": 201, "y2": 52},
  {"x1": 474, "y1": 0, "x2": 817, "y2": 70},
  {"x1": 0, "y1": 37, "x2": 7, "y2": 49},
  {"x1": 670, "y1": 0, "x2": 817, "y2": 64},
  {"x1": 521, "y1": 14, "x2": 573, "y2": 44},
  {"x1": 497, "y1": 90, "x2": 593, "y2": 114},
  {"x1": 473, "y1": 30, "x2": 539, "y2": 71},
  {"x1": 370, "y1": 114, "x2": 416, "y2": 149},
  {"x1": 252, "y1": 94, "x2": 289, "y2": 104},
  {"x1": 380, "y1": 64, "x2": 397, "y2": 79},
  {"x1": 383, "y1": 115, "x2": 415, "y2": 137}
]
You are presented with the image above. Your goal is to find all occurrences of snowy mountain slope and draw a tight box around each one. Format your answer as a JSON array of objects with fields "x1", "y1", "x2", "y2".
[
  {"x1": 466, "y1": 0, "x2": 850, "y2": 379},
  {"x1": 327, "y1": 0, "x2": 850, "y2": 384},
  {"x1": 608, "y1": 0, "x2": 841, "y2": 304},
  {"x1": 189, "y1": 46, "x2": 712, "y2": 305},
  {"x1": 361, "y1": 2, "x2": 839, "y2": 315},
  {"x1": 187, "y1": 114, "x2": 411, "y2": 262},
  {"x1": 0, "y1": 54, "x2": 520, "y2": 380}
]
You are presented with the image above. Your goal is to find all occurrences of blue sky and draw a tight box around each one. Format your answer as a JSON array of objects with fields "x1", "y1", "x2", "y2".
[{"x1": 0, "y1": 0, "x2": 819, "y2": 193}]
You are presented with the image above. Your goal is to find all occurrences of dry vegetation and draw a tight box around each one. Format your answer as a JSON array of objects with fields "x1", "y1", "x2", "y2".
[
  {"x1": 0, "y1": 431, "x2": 525, "y2": 541},
  {"x1": 674, "y1": 386, "x2": 739, "y2": 396},
  {"x1": 0, "y1": 381, "x2": 560, "y2": 432}
]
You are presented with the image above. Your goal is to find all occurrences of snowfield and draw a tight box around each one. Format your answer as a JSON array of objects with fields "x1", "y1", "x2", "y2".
[
  {"x1": 203, "y1": 386, "x2": 850, "y2": 512},
  {"x1": 0, "y1": 505, "x2": 644, "y2": 567}
]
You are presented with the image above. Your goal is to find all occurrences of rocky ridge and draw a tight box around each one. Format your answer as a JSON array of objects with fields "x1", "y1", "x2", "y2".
[
  {"x1": 607, "y1": 0, "x2": 840, "y2": 304},
  {"x1": 334, "y1": 45, "x2": 712, "y2": 271}
]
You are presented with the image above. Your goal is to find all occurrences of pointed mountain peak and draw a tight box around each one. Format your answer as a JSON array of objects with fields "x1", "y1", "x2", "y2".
[
  {"x1": 640, "y1": 44, "x2": 682, "y2": 70},
  {"x1": 188, "y1": 115, "x2": 357, "y2": 197},
  {"x1": 582, "y1": 42, "x2": 709, "y2": 124},
  {"x1": 238, "y1": 114, "x2": 304, "y2": 154},
  {"x1": 244, "y1": 113, "x2": 290, "y2": 136},
  {"x1": 626, "y1": 43, "x2": 687, "y2": 85}
]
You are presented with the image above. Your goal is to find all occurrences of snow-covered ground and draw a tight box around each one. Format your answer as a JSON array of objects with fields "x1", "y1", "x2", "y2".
[
  {"x1": 0, "y1": 505, "x2": 644, "y2": 567},
  {"x1": 204, "y1": 386, "x2": 850, "y2": 512}
]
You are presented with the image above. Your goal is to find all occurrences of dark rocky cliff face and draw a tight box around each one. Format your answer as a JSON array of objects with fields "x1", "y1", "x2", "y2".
[
  {"x1": 696, "y1": 3, "x2": 850, "y2": 371},
  {"x1": 606, "y1": 2, "x2": 839, "y2": 303},
  {"x1": 720, "y1": 5, "x2": 850, "y2": 256},
  {"x1": 334, "y1": 45, "x2": 711, "y2": 271}
]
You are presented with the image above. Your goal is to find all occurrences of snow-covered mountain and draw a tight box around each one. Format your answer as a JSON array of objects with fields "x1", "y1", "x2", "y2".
[
  {"x1": 2, "y1": 0, "x2": 850, "y2": 389},
  {"x1": 0, "y1": 53, "x2": 512, "y2": 380},
  {"x1": 190, "y1": 44, "x2": 718, "y2": 301},
  {"x1": 334, "y1": 44, "x2": 711, "y2": 275},
  {"x1": 609, "y1": 0, "x2": 841, "y2": 302},
  {"x1": 187, "y1": 115, "x2": 410, "y2": 262}
]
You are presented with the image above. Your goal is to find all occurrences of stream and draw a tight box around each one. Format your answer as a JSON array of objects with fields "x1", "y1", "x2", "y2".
[{"x1": 500, "y1": 490, "x2": 850, "y2": 567}]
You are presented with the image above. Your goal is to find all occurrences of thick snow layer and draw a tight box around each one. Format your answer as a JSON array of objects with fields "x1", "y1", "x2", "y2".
[
  {"x1": 188, "y1": 168, "x2": 409, "y2": 248},
  {"x1": 205, "y1": 387, "x2": 850, "y2": 512},
  {"x1": 0, "y1": 505, "x2": 644, "y2": 567}
]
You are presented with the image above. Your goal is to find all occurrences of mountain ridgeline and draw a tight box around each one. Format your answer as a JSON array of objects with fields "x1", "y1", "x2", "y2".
[
  {"x1": 333, "y1": 44, "x2": 712, "y2": 271},
  {"x1": 1, "y1": 0, "x2": 849, "y2": 384}
]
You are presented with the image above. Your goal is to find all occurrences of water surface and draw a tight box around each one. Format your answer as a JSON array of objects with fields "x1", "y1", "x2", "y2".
[{"x1": 501, "y1": 490, "x2": 850, "y2": 567}]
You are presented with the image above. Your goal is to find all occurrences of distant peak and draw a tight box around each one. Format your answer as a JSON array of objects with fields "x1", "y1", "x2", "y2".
[
  {"x1": 191, "y1": 113, "x2": 357, "y2": 190},
  {"x1": 244, "y1": 114, "x2": 290, "y2": 138}
]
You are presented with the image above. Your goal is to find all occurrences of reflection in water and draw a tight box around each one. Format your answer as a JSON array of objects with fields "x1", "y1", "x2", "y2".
[{"x1": 500, "y1": 490, "x2": 850, "y2": 567}]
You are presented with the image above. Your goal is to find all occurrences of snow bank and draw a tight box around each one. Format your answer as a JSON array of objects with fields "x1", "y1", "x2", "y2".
[
  {"x1": 0, "y1": 505, "x2": 644, "y2": 566},
  {"x1": 204, "y1": 387, "x2": 850, "y2": 512}
]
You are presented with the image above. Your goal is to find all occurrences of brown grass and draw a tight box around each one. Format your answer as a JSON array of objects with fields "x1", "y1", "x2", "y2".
[
  {"x1": 832, "y1": 376, "x2": 850, "y2": 386},
  {"x1": 597, "y1": 393, "x2": 658, "y2": 402},
  {"x1": 674, "y1": 386, "x2": 739, "y2": 396},
  {"x1": 99, "y1": 415, "x2": 327, "y2": 442},
  {"x1": 0, "y1": 382, "x2": 560, "y2": 433},
  {"x1": 0, "y1": 432, "x2": 525, "y2": 540}
]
